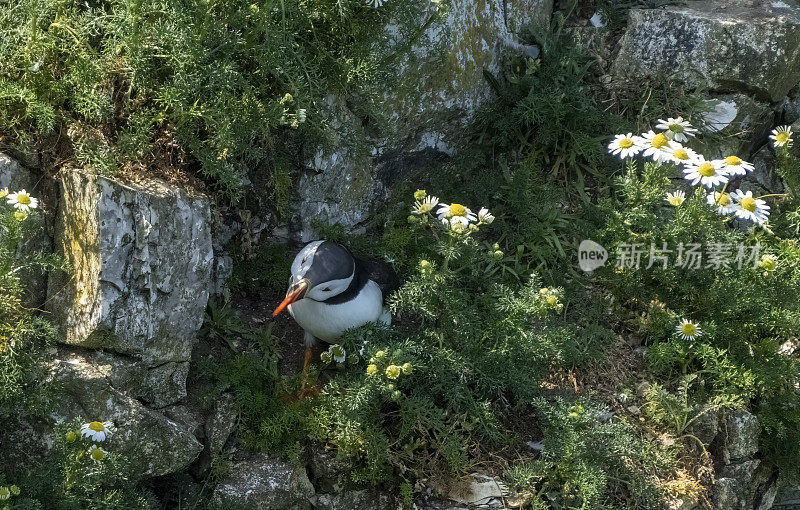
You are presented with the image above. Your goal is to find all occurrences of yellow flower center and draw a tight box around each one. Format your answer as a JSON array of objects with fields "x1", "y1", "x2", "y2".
[
  {"x1": 89, "y1": 421, "x2": 105, "y2": 432},
  {"x1": 331, "y1": 346, "x2": 344, "y2": 357},
  {"x1": 90, "y1": 448, "x2": 105, "y2": 461},
  {"x1": 698, "y1": 162, "x2": 715, "y2": 177},
  {"x1": 777, "y1": 132, "x2": 790, "y2": 144},
  {"x1": 546, "y1": 295, "x2": 558, "y2": 306},
  {"x1": 740, "y1": 197, "x2": 757, "y2": 212},
  {"x1": 680, "y1": 323, "x2": 697, "y2": 336},
  {"x1": 724, "y1": 156, "x2": 742, "y2": 166},
  {"x1": 716, "y1": 193, "x2": 731, "y2": 206},
  {"x1": 447, "y1": 203, "x2": 467, "y2": 217},
  {"x1": 619, "y1": 138, "x2": 634, "y2": 149},
  {"x1": 16, "y1": 193, "x2": 31, "y2": 205},
  {"x1": 668, "y1": 196, "x2": 683, "y2": 206},
  {"x1": 672, "y1": 148, "x2": 688, "y2": 160},
  {"x1": 651, "y1": 133, "x2": 669, "y2": 149}
]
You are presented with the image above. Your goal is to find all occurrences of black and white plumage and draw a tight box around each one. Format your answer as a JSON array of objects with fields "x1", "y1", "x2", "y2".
[{"x1": 273, "y1": 240, "x2": 397, "y2": 348}]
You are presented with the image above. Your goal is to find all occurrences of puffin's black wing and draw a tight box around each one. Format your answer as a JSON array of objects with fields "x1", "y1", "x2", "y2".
[{"x1": 356, "y1": 257, "x2": 400, "y2": 296}]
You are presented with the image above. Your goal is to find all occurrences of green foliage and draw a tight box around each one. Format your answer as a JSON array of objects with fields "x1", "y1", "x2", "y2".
[
  {"x1": 193, "y1": 309, "x2": 282, "y2": 441},
  {"x1": 643, "y1": 374, "x2": 741, "y2": 437},
  {"x1": 0, "y1": 0, "x2": 426, "y2": 199},
  {"x1": 506, "y1": 396, "x2": 673, "y2": 509},
  {"x1": 291, "y1": 196, "x2": 620, "y2": 487},
  {"x1": 228, "y1": 243, "x2": 294, "y2": 295},
  {"x1": 476, "y1": 7, "x2": 626, "y2": 186},
  {"x1": 0, "y1": 194, "x2": 62, "y2": 416},
  {"x1": 595, "y1": 155, "x2": 800, "y2": 481},
  {"x1": 4, "y1": 419, "x2": 154, "y2": 509}
]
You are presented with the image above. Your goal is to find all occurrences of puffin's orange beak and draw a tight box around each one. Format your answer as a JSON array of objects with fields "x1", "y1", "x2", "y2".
[{"x1": 273, "y1": 280, "x2": 308, "y2": 317}]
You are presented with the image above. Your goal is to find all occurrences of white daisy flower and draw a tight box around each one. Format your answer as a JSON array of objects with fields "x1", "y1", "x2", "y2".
[
  {"x1": 80, "y1": 421, "x2": 114, "y2": 442},
  {"x1": 443, "y1": 215, "x2": 470, "y2": 234},
  {"x1": 607, "y1": 133, "x2": 641, "y2": 159},
  {"x1": 88, "y1": 445, "x2": 107, "y2": 462},
  {"x1": 770, "y1": 125, "x2": 793, "y2": 148},
  {"x1": 732, "y1": 189, "x2": 770, "y2": 224},
  {"x1": 0, "y1": 487, "x2": 8, "y2": 501},
  {"x1": 664, "y1": 141, "x2": 698, "y2": 165},
  {"x1": 296, "y1": 109, "x2": 307, "y2": 123},
  {"x1": 328, "y1": 344, "x2": 346, "y2": 363},
  {"x1": 436, "y1": 203, "x2": 477, "y2": 222},
  {"x1": 6, "y1": 189, "x2": 38, "y2": 212},
  {"x1": 683, "y1": 158, "x2": 728, "y2": 188},
  {"x1": 477, "y1": 207, "x2": 494, "y2": 224},
  {"x1": 412, "y1": 195, "x2": 439, "y2": 215},
  {"x1": 366, "y1": 0, "x2": 386, "y2": 7},
  {"x1": 665, "y1": 190, "x2": 686, "y2": 206},
  {"x1": 758, "y1": 254, "x2": 778, "y2": 273},
  {"x1": 636, "y1": 131, "x2": 672, "y2": 163},
  {"x1": 717, "y1": 156, "x2": 753, "y2": 177},
  {"x1": 655, "y1": 117, "x2": 698, "y2": 143},
  {"x1": 705, "y1": 191, "x2": 736, "y2": 215},
  {"x1": 675, "y1": 319, "x2": 702, "y2": 341}
]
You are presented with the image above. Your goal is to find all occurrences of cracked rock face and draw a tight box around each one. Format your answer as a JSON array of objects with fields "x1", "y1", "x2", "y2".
[
  {"x1": 46, "y1": 347, "x2": 204, "y2": 480},
  {"x1": 291, "y1": 0, "x2": 552, "y2": 240},
  {"x1": 712, "y1": 410, "x2": 777, "y2": 510},
  {"x1": 211, "y1": 452, "x2": 315, "y2": 509},
  {"x1": 614, "y1": 3, "x2": 800, "y2": 102},
  {"x1": 47, "y1": 170, "x2": 213, "y2": 367},
  {"x1": 697, "y1": 94, "x2": 774, "y2": 158}
]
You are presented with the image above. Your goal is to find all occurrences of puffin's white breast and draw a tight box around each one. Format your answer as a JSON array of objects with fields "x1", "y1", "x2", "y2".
[{"x1": 288, "y1": 280, "x2": 388, "y2": 343}]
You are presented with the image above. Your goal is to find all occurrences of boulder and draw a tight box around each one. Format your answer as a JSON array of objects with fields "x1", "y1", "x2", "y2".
[
  {"x1": 313, "y1": 490, "x2": 394, "y2": 510},
  {"x1": 719, "y1": 410, "x2": 760, "y2": 463},
  {"x1": 295, "y1": 97, "x2": 380, "y2": 242},
  {"x1": 289, "y1": 0, "x2": 552, "y2": 239},
  {"x1": 0, "y1": 153, "x2": 40, "y2": 196},
  {"x1": 205, "y1": 393, "x2": 236, "y2": 455},
  {"x1": 378, "y1": 0, "x2": 552, "y2": 147},
  {"x1": 211, "y1": 453, "x2": 315, "y2": 509},
  {"x1": 307, "y1": 442, "x2": 353, "y2": 493},
  {"x1": 742, "y1": 144, "x2": 786, "y2": 197},
  {"x1": 613, "y1": 3, "x2": 800, "y2": 102},
  {"x1": 713, "y1": 461, "x2": 777, "y2": 510},
  {"x1": 781, "y1": 87, "x2": 800, "y2": 124},
  {"x1": 686, "y1": 409, "x2": 719, "y2": 446},
  {"x1": 434, "y1": 473, "x2": 507, "y2": 508},
  {"x1": 93, "y1": 350, "x2": 190, "y2": 408},
  {"x1": 46, "y1": 347, "x2": 204, "y2": 479},
  {"x1": 47, "y1": 169, "x2": 213, "y2": 366},
  {"x1": 771, "y1": 486, "x2": 800, "y2": 509},
  {"x1": 697, "y1": 94, "x2": 774, "y2": 158},
  {"x1": 711, "y1": 409, "x2": 777, "y2": 510}
]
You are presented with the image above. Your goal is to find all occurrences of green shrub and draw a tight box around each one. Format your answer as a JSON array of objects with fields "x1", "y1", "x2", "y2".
[
  {"x1": 506, "y1": 396, "x2": 673, "y2": 509},
  {"x1": 595, "y1": 127, "x2": 800, "y2": 482},
  {"x1": 0, "y1": 0, "x2": 428, "y2": 199}
]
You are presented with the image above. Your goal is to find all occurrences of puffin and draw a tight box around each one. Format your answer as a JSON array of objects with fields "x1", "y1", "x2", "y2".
[{"x1": 272, "y1": 240, "x2": 397, "y2": 368}]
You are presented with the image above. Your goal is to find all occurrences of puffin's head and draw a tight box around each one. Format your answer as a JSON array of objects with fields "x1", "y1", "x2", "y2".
[{"x1": 272, "y1": 240, "x2": 355, "y2": 316}]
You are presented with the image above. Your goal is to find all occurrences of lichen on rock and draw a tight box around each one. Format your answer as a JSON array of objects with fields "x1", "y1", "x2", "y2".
[
  {"x1": 614, "y1": 4, "x2": 800, "y2": 102},
  {"x1": 47, "y1": 170, "x2": 213, "y2": 365}
]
